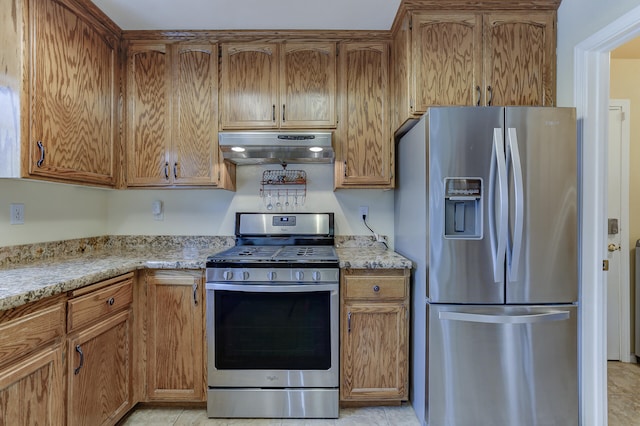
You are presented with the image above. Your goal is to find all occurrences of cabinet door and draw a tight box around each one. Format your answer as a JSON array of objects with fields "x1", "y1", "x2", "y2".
[
  {"x1": 68, "y1": 310, "x2": 132, "y2": 426},
  {"x1": 220, "y1": 43, "x2": 279, "y2": 129},
  {"x1": 172, "y1": 44, "x2": 220, "y2": 186},
  {"x1": 482, "y1": 12, "x2": 556, "y2": 106},
  {"x1": 335, "y1": 43, "x2": 392, "y2": 188},
  {"x1": 30, "y1": 0, "x2": 116, "y2": 186},
  {"x1": 0, "y1": 345, "x2": 64, "y2": 425},
  {"x1": 126, "y1": 44, "x2": 171, "y2": 186},
  {"x1": 147, "y1": 270, "x2": 204, "y2": 401},
  {"x1": 280, "y1": 42, "x2": 336, "y2": 128},
  {"x1": 341, "y1": 301, "x2": 408, "y2": 400},
  {"x1": 412, "y1": 12, "x2": 482, "y2": 111}
]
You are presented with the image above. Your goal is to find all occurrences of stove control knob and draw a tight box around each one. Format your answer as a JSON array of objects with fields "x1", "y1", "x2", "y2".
[
  {"x1": 223, "y1": 271, "x2": 233, "y2": 280},
  {"x1": 295, "y1": 271, "x2": 304, "y2": 281},
  {"x1": 242, "y1": 271, "x2": 250, "y2": 280},
  {"x1": 267, "y1": 271, "x2": 277, "y2": 281},
  {"x1": 312, "y1": 271, "x2": 321, "y2": 281}
]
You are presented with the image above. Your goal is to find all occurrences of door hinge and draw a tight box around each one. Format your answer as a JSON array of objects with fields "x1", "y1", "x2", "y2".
[{"x1": 603, "y1": 259, "x2": 609, "y2": 271}]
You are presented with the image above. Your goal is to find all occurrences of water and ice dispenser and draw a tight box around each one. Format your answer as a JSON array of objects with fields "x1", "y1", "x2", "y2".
[{"x1": 444, "y1": 178, "x2": 482, "y2": 239}]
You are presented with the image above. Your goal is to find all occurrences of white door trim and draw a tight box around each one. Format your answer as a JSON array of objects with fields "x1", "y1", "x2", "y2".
[
  {"x1": 575, "y1": 5, "x2": 640, "y2": 425},
  {"x1": 609, "y1": 99, "x2": 631, "y2": 363}
]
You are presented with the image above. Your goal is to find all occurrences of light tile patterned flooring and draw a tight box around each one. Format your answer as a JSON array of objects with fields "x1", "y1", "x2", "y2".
[
  {"x1": 119, "y1": 403, "x2": 420, "y2": 426},
  {"x1": 608, "y1": 361, "x2": 640, "y2": 426},
  {"x1": 120, "y1": 362, "x2": 640, "y2": 426}
]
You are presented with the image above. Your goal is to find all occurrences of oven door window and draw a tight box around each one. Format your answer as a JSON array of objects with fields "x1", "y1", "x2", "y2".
[{"x1": 214, "y1": 290, "x2": 331, "y2": 370}]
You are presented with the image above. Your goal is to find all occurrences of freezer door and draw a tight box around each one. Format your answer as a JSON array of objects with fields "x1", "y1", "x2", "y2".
[
  {"x1": 427, "y1": 304, "x2": 578, "y2": 426},
  {"x1": 428, "y1": 107, "x2": 505, "y2": 303},
  {"x1": 505, "y1": 107, "x2": 578, "y2": 303}
]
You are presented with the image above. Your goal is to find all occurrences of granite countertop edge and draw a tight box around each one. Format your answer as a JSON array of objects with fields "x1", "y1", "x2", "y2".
[{"x1": 0, "y1": 247, "x2": 412, "y2": 312}]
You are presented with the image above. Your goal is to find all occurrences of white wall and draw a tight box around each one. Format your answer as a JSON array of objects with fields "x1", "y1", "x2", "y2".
[
  {"x1": 0, "y1": 179, "x2": 108, "y2": 246},
  {"x1": 557, "y1": 0, "x2": 640, "y2": 106},
  {"x1": 0, "y1": 164, "x2": 395, "y2": 247}
]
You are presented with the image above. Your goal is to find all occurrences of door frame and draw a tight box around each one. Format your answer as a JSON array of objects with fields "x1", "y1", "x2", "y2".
[
  {"x1": 575, "y1": 5, "x2": 640, "y2": 425},
  {"x1": 608, "y1": 99, "x2": 631, "y2": 363}
]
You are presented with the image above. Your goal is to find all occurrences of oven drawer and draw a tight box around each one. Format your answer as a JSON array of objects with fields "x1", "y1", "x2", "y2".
[
  {"x1": 67, "y1": 273, "x2": 134, "y2": 332},
  {"x1": 344, "y1": 275, "x2": 407, "y2": 300}
]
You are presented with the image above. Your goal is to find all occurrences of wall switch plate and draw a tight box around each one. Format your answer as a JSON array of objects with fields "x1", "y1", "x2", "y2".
[
  {"x1": 10, "y1": 203, "x2": 24, "y2": 225},
  {"x1": 359, "y1": 206, "x2": 369, "y2": 219},
  {"x1": 152, "y1": 200, "x2": 164, "y2": 221}
]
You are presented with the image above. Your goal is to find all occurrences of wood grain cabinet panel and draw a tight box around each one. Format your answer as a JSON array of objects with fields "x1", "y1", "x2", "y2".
[
  {"x1": 220, "y1": 42, "x2": 337, "y2": 129},
  {"x1": 0, "y1": 345, "x2": 65, "y2": 426},
  {"x1": 29, "y1": 0, "x2": 117, "y2": 186},
  {"x1": 340, "y1": 269, "x2": 409, "y2": 403},
  {"x1": 335, "y1": 42, "x2": 392, "y2": 188},
  {"x1": 146, "y1": 270, "x2": 205, "y2": 401},
  {"x1": 391, "y1": 8, "x2": 557, "y2": 130},
  {"x1": 126, "y1": 43, "x2": 234, "y2": 188}
]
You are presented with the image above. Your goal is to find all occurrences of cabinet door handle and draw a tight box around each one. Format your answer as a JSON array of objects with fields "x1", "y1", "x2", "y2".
[
  {"x1": 164, "y1": 162, "x2": 169, "y2": 180},
  {"x1": 174, "y1": 162, "x2": 178, "y2": 179},
  {"x1": 487, "y1": 85, "x2": 493, "y2": 106},
  {"x1": 476, "y1": 85, "x2": 481, "y2": 106},
  {"x1": 347, "y1": 311, "x2": 352, "y2": 333},
  {"x1": 36, "y1": 141, "x2": 45, "y2": 167},
  {"x1": 107, "y1": 297, "x2": 115, "y2": 306},
  {"x1": 282, "y1": 104, "x2": 286, "y2": 122},
  {"x1": 343, "y1": 160, "x2": 347, "y2": 177},
  {"x1": 272, "y1": 105, "x2": 276, "y2": 122},
  {"x1": 74, "y1": 344, "x2": 84, "y2": 375},
  {"x1": 193, "y1": 283, "x2": 198, "y2": 305}
]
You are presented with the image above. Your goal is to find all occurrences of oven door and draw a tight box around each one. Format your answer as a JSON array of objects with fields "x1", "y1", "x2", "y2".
[{"x1": 206, "y1": 282, "x2": 339, "y2": 388}]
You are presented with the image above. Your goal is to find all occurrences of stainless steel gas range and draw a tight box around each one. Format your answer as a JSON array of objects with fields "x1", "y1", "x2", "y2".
[{"x1": 205, "y1": 212, "x2": 340, "y2": 419}]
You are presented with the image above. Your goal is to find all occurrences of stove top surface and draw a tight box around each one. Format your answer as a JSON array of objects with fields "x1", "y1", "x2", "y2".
[{"x1": 208, "y1": 245, "x2": 338, "y2": 264}]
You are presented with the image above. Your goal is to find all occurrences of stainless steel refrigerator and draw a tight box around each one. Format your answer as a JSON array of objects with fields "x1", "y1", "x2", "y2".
[{"x1": 394, "y1": 107, "x2": 578, "y2": 426}]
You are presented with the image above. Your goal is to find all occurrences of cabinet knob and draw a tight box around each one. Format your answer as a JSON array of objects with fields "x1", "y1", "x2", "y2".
[
  {"x1": 373, "y1": 285, "x2": 380, "y2": 292},
  {"x1": 107, "y1": 297, "x2": 115, "y2": 306}
]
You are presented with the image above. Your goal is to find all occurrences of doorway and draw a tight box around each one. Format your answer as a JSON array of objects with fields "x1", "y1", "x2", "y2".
[{"x1": 575, "y1": 4, "x2": 640, "y2": 424}]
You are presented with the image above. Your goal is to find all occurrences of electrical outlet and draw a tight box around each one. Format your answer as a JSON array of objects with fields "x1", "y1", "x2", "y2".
[
  {"x1": 10, "y1": 203, "x2": 24, "y2": 225},
  {"x1": 359, "y1": 206, "x2": 369, "y2": 219},
  {"x1": 152, "y1": 200, "x2": 164, "y2": 221}
]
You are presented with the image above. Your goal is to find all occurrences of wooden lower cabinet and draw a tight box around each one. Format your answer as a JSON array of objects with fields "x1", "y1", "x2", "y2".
[
  {"x1": 66, "y1": 273, "x2": 134, "y2": 426},
  {"x1": 67, "y1": 311, "x2": 132, "y2": 425},
  {"x1": 145, "y1": 270, "x2": 205, "y2": 401},
  {"x1": 340, "y1": 269, "x2": 410, "y2": 403},
  {"x1": 0, "y1": 345, "x2": 65, "y2": 425}
]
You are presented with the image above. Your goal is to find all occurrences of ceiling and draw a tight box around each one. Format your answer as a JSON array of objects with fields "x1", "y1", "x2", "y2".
[{"x1": 91, "y1": 0, "x2": 402, "y2": 31}]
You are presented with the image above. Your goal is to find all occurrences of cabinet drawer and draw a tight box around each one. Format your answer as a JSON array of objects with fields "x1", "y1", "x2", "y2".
[
  {"x1": 344, "y1": 276, "x2": 406, "y2": 299},
  {"x1": 0, "y1": 301, "x2": 65, "y2": 367},
  {"x1": 68, "y1": 275, "x2": 133, "y2": 332}
]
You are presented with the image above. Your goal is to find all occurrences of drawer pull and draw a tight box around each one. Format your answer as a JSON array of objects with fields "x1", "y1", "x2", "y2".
[
  {"x1": 74, "y1": 345, "x2": 84, "y2": 375},
  {"x1": 107, "y1": 297, "x2": 115, "y2": 306},
  {"x1": 347, "y1": 311, "x2": 352, "y2": 333},
  {"x1": 373, "y1": 285, "x2": 380, "y2": 292}
]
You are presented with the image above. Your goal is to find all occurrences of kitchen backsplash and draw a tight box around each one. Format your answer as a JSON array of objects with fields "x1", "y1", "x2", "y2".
[{"x1": 0, "y1": 235, "x2": 384, "y2": 268}]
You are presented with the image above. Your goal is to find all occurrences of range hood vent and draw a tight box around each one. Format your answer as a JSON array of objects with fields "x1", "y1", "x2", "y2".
[{"x1": 219, "y1": 131, "x2": 334, "y2": 165}]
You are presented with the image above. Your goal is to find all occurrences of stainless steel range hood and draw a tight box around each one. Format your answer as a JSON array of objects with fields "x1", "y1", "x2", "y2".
[{"x1": 219, "y1": 131, "x2": 334, "y2": 165}]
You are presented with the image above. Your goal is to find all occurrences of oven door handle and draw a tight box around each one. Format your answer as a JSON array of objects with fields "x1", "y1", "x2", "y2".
[{"x1": 205, "y1": 282, "x2": 338, "y2": 293}]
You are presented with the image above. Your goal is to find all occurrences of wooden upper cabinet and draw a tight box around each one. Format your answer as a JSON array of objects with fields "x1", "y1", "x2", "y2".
[
  {"x1": 220, "y1": 42, "x2": 337, "y2": 129},
  {"x1": 280, "y1": 43, "x2": 337, "y2": 128},
  {"x1": 126, "y1": 43, "x2": 234, "y2": 188},
  {"x1": 335, "y1": 42, "x2": 392, "y2": 188},
  {"x1": 29, "y1": 0, "x2": 117, "y2": 186},
  {"x1": 221, "y1": 43, "x2": 279, "y2": 129},
  {"x1": 482, "y1": 12, "x2": 555, "y2": 107},
  {"x1": 126, "y1": 44, "x2": 171, "y2": 186},
  {"x1": 412, "y1": 13, "x2": 482, "y2": 111}
]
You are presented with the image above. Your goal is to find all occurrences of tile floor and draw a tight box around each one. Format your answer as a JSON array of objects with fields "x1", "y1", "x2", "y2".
[
  {"x1": 608, "y1": 361, "x2": 640, "y2": 426},
  {"x1": 119, "y1": 403, "x2": 420, "y2": 426},
  {"x1": 120, "y1": 362, "x2": 640, "y2": 426}
]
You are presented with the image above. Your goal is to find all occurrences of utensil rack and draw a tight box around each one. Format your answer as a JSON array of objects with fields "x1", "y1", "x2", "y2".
[{"x1": 260, "y1": 170, "x2": 306, "y2": 210}]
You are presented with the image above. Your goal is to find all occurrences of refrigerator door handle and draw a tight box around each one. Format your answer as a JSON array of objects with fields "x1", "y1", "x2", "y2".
[
  {"x1": 439, "y1": 310, "x2": 571, "y2": 324},
  {"x1": 507, "y1": 128, "x2": 524, "y2": 282},
  {"x1": 489, "y1": 128, "x2": 508, "y2": 283}
]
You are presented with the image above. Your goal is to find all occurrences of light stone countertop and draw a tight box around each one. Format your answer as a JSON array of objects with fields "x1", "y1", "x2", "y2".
[{"x1": 0, "y1": 243, "x2": 412, "y2": 312}]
